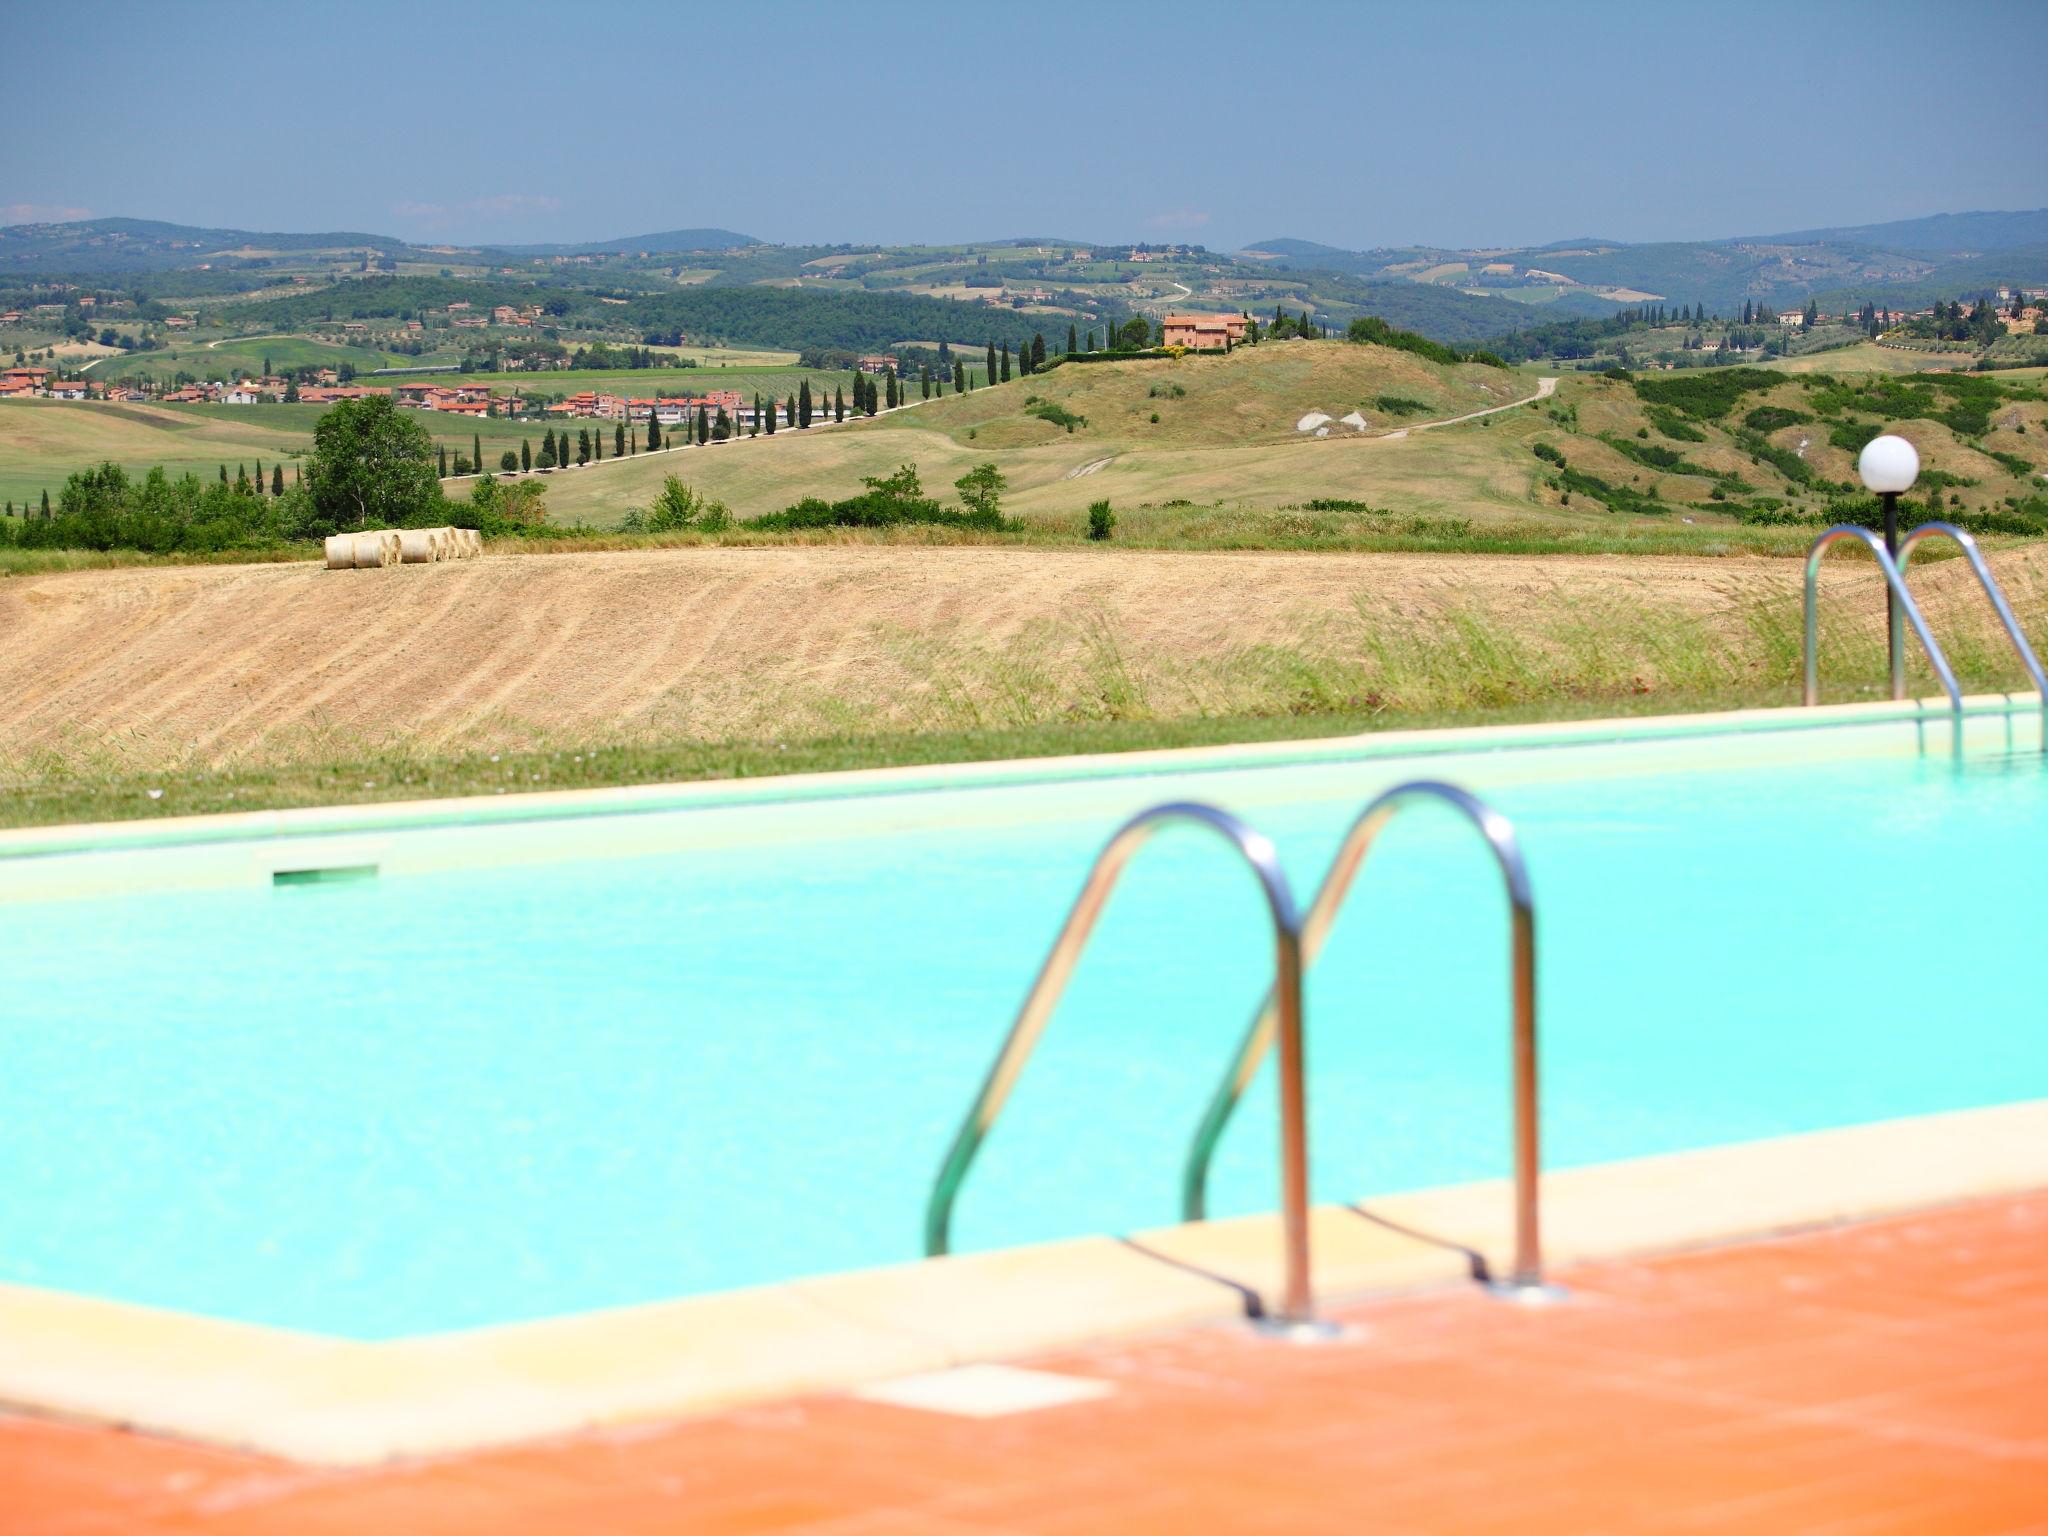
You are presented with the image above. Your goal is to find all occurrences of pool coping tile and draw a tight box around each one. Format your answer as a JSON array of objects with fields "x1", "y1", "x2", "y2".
[{"x1": 1, "y1": 1098, "x2": 2042, "y2": 1466}]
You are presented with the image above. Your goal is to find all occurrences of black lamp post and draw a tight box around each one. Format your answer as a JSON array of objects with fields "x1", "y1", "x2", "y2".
[{"x1": 1858, "y1": 435, "x2": 1920, "y2": 666}]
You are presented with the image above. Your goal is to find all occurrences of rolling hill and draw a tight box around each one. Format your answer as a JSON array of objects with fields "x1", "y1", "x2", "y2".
[{"x1": 1245, "y1": 207, "x2": 2048, "y2": 316}]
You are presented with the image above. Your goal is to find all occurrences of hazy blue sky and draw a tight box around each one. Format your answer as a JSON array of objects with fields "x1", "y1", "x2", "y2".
[{"x1": 5, "y1": 0, "x2": 2042, "y2": 251}]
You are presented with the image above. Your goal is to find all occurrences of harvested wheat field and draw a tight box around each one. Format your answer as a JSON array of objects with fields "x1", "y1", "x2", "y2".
[{"x1": 0, "y1": 544, "x2": 2026, "y2": 775}]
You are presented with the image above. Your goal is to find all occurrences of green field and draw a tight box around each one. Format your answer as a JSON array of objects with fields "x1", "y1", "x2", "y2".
[
  {"x1": 84, "y1": 334, "x2": 429, "y2": 383},
  {"x1": 0, "y1": 399, "x2": 599, "y2": 506}
]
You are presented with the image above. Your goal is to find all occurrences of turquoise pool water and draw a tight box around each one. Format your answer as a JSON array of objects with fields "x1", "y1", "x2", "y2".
[{"x1": 4, "y1": 725, "x2": 2046, "y2": 1339}]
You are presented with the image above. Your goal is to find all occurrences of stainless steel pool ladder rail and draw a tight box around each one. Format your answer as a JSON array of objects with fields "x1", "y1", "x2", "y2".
[
  {"x1": 1178, "y1": 781, "x2": 1552, "y2": 1298},
  {"x1": 1896, "y1": 521, "x2": 2048, "y2": 746},
  {"x1": 922, "y1": 801, "x2": 1321, "y2": 1328},
  {"x1": 1803, "y1": 525, "x2": 1962, "y2": 747}
]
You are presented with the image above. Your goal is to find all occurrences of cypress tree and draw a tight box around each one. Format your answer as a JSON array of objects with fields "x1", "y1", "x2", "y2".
[
  {"x1": 696, "y1": 406, "x2": 709, "y2": 445},
  {"x1": 438, "y1": 444, "x2": 449, "y2": 476},
  {"x1": 473, "y1": 432, "x2": 482, "y2": 471},
  {"x1": 272, "y1": 464, "x2": 284, "y2": 495},
  {"x1": 785, "y1": 391, "x2": 797, "y2": 429},
  {"x1": 798, "y1": 379, "x2": 812, "y2": 428},
  {"x1": 1031, "y1": 334, "x2": 1046, "y2": 371},
  {"x1": 41, "y1": 488, "x2": 51, "y2": 517},
  {"x1": 954, "y1": 365, "x2": 965, "y2": 394},
  {"x1": 765, "y1": 393, "x2": 777, "y2": 434},
  {"x1": 578, "y1": 427, "x2": 591, "y2": 464},
  {"x1": 219, "y1": 464, "x2": 228, "y2": 483},
  {"x1": 922, "y1": 366, "x2": 933, "y2": 399},
  {"x1": 593, "y1": 425, "x2": 602, "y2": 461},
  {"x1": 1000, "y1": 342, "x2": 1011, "y2": 382},
  {"x1": 647, "y1": 413, "x2": 662, "y2": 451},
  {"x1": 885, "y1": 369, "x2": 897, "y2": 409},
  {"x1": 253, "y1": 458, "x2": 263, "y2": 493},
  {"x1": 834, "y1": 385, "x2": 845, "y2": 422},
  {"x1": 986, "y1": 340, "x2": 997, "y2": 381},
  {"x1": 752, "y1": 393, "x2": 762, "y2": 436},
  {"x1": 522, "y1": 437, "x2": 532, "y2": 471},
  {"x1": 615, "y1": 422, "x2": 625, "y2": 456},
  {"x1": 1067, "y1": 324, "x2": 1077, "y2": 355}
]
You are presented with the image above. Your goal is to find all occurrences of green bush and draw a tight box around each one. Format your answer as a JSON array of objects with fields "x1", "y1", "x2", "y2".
[
  {"x1": 1025, "y1": 399, "x2": 1087, "y2": 430},
  {"x1": 1828, "y1": 420, "x2": 1882, "y2": 454},
  {"x1": 751, "y1": 463, "x2": 1014, "y2": 532},
  {"x1": 639, "y1": 476, "x2": 731, "y2": 532},
  {"x1": 1346, "y1": 315, "x2": 1461, "y2": 367},
  {"x1": 1600, "y1": 434, "x2": 1683, "y2": 469},
  {"x1": 1087, "y1": 500, "x2": 1115, "y2": 541},
  {"x1": 1374, "y1": 395, "x2": 1431, "y2": 416},
  {"x1": 1645, "y1": 407, "x2": 1707, "y2": 442},
  {"x1": 1742, "y1": 406, "x2": 1810, "y2": 433},
  {"x1": 1631, "y1": 368, "x2": 1781, "y2": 420},
  {"x1": 1532, "y1": 441, "x2": 1565, "y2": 466}
]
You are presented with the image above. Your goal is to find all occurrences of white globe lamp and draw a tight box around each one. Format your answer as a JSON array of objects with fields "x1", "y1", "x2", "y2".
[{"x1": 1857, "y1": 434, "x2": 1919, "y2": 495}]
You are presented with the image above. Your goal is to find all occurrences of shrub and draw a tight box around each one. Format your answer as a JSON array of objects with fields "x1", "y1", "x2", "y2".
[
  {"x1": 1373, "y1": 395, "x2": 1431, "y2": 416},
  {"x1": 1631, "y1": 368, "x2": 1780, "y2": 420},
  {"x1": 1532, "y1": 441, "x2": 1565, "y2": 466},
  {"x1": 1600, "y1": 434, "x2": 1683, "y2": 469},
  {"x1": 1346, "y1": 315, "x2": 1461, "y2": 367},
  {"x1": 1147, "y1": 382, "x2": 1186, "y2": 399},
  {"x1": 1026, "y1": 399, "x2": 1086, "y2": 430},
  {"x1": 752, "y1": 463, "x2": 1014, "y2": 532},
  {"x1": 1645, "y1": 407, "x2": 1707, "y2": 442},
  {"x1": 1742, "y1": 406, "x2": 1810, "y2": 433},
  {"x1": 1828, "y1": 420, "x2": 1881, "y2": 454},
  {"x1": 498, "y1": 449, "x2": 519, "y2": 472},
  {"x1": 1087, "y1": 500, "x2": 1115, "y2": 541},
  {"x1": 641, "y1": 476, "x2": 731, "y2": 532},
  {"x1": 1298, "y1": 498, "x2": 1383, "y2": 511}
]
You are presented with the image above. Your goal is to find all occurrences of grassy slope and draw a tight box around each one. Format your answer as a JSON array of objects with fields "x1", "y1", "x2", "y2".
[
  {"x1": 519, "y1": 342, "x2": 2048, "y2": 538},
  {"x1": 530, "y1": 342, "x2": 1559, "y2": 528}
]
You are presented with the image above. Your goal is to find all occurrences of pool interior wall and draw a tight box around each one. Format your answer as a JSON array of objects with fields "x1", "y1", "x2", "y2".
[{"x1": 2, "y1": 698, "x2": 2044, "y2": 1340}]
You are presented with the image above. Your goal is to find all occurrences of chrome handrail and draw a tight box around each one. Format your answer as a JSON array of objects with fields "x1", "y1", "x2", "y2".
[
  {"x1": 1897, "y1": 520, "x2": 2047, "y2": 746},
  {"x1": 922, "y1": 801, "x2": 1319, "y2": 1326},
  {"x1": 1179, "y1": 781, "x2": 1549, "y2": 1295},
  {"x1": 1803, "y1": 525, "x2": 1962, "y2": 743}
]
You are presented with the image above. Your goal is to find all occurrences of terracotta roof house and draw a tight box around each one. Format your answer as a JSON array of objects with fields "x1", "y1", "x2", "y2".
[{"x1": 1161, "y1": 312, "x2": 1248, "y2": 349}]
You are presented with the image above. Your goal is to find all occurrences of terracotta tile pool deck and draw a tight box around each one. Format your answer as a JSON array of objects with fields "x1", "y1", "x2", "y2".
[{"x1": 6, "y1": 1192, "x2": 2046, "y2": 1535}]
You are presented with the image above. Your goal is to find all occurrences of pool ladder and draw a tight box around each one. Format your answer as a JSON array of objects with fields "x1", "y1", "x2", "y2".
[
  {"x1": 1803, "y1": 521, "x2": 2047, "y2": 748},
  {"x1": 922, "y1": 783, "x2": 1550, "y2": 1333}
]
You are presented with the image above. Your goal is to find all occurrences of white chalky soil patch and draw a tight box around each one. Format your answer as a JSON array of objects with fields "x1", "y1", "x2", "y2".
[{"x1": 850, "y1": 1364, "x2": 1114, "y2": 1418}]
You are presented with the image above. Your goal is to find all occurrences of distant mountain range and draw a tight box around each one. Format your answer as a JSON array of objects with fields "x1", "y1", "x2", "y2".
[
  {"x1": 0, "y1": 217, "x2": 763, "y2": 275},
  {"x1": 3, "y1": 208, "x2": 2042, "y2": 341},
  {"x1": 487, "y1": 229, "x2": 758, "y2": 257},
  {"x1": 1242, "y1": 209, "x2": 2048, "y2": 315}
]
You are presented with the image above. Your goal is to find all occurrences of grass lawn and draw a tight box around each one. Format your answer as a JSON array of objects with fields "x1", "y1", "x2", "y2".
[{"x1": 0, "y1": 688, "x2": 1805, "y2": 832}]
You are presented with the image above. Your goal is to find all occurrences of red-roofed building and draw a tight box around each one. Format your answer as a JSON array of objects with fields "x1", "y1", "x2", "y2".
[{"x1": 1161, "y1": 312, "x2": 1248, "y2": 349}]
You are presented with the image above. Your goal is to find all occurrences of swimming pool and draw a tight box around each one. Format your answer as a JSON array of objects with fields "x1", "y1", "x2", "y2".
[{"x1": 4, "y1": 701, "x2": 2045, "y2": 1341}]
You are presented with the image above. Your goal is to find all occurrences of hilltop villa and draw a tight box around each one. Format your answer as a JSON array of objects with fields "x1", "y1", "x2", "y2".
[{"x1": 1162, "y1": 312, "x2": 1249, "y2": 349}]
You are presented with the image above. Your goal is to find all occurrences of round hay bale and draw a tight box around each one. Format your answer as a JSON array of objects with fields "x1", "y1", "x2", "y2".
[
  {"x1": 398, "y1": 529, "x2": 441, "y2": 563},
  {"x1": 324, "y1": 534, "x2": 356, "y2": 570},
  {"x1": 351, "y1": 531, "x2": 400, "y2": 568}
]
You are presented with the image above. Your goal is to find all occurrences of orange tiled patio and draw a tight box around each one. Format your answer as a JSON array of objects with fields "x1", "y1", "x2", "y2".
[{"x1": 5, "y1": 1192, "x2": 2046, "y2": 1535}]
